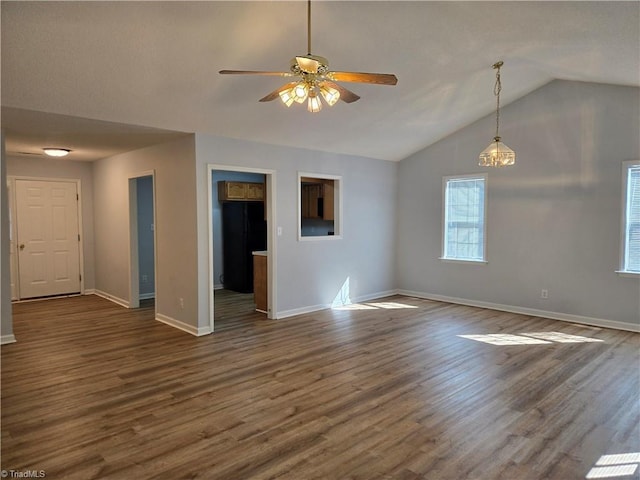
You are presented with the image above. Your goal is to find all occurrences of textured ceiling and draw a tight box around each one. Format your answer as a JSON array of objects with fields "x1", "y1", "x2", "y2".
[{"x1": 2, "y1": 1, "x2": 639, "y2": 162}]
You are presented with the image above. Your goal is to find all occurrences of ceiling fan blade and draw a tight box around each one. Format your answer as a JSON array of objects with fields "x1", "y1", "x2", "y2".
[
  {"x1": 259, "y1": 82, "x2": 299, "y2": 102},
  {"x1": 329, "y1": 71, "x2": 398, "y2": 85},
  {"x1": 321, "y1": 81, "x2": 360, "y2": 104},
  {"x1": 219, "y1": 70, "x2": 293, "y2": 77}
]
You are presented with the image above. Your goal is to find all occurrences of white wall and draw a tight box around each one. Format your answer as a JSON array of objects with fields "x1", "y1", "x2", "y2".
[
  {"x1": 195, "y1": 134, "x2": 398, "y2": 328},
  {"x1": 6, "y1": 155, "x2": 96, "y2": 291},
  {"x1": 396, "y1": 80, "x2": 640, "y2": 329},
  {"x1": 93, "y1": 135, "x2": 199, "y2": 331}
]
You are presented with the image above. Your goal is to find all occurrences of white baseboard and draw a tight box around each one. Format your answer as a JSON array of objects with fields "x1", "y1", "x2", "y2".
[
  {"x1": 83, "y1": 288, "x2": 96, "y2": 295},
  {"x1": 1, "y1": 334, "x2": 17, "y2": 345},
  {"x1": 139, "y1": 292, "x2": 155, "y2": 300},
  {"x1": 398, "y1": 289, "x2": 640, "y2": 333},
  {"x1": 276, "y1": 289, "x2": 399, "y2": 319},
  {"x1": 93, "y1": 290, "x2": 130, "y2": 309},
  {"x1": 214, "y1": 284, "x2": 224, "y2": 291},
  {"x1": 156, "y1": 313, "x2": 211, "y2": 337}
]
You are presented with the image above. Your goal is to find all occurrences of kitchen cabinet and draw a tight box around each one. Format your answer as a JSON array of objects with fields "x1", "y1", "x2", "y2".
[
  {"x1": 301, "y1": 180, "x2": 334, "y2": 220},
  {"x1": 253, "y1": 252, "x2": 267, "y2": 313},
  {"x1": 218, "y1": 181, "x2": 264, "y2": 202}
]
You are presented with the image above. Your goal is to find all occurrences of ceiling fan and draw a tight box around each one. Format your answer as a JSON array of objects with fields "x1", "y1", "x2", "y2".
[{"x1": 219, "y1": 0, "x2": 398, "y2": 112}]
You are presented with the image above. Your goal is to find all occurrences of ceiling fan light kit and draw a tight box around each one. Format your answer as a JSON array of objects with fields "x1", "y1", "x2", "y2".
[
  {"x1": 479, "y1": 61, "x2": 516, "y2": 167},
  {"x1": 219, "y1": 0, "x2": 397, "y2": 113}
]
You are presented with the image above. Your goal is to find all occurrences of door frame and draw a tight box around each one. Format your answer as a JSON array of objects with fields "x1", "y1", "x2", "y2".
[
  {"x1": 128, "y1": 170, "x2": 157, "y2": 312},
  {"x1": 8, "y1": 176, "x2": 85, "y2": 300},
  {"x1": 207, "y1": 164, "x2": 277, "y2": 332}
]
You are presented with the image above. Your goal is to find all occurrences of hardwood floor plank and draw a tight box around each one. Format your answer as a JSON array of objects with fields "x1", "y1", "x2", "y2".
[{"x1": 2, "y1": 294, "x2": 639, "y2": 479}]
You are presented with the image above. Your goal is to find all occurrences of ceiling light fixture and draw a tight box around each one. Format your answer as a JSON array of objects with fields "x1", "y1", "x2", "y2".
[
  {"x1": 479, "y1": 61, "x2": 515, "y2": 167},
  {"x1": 219, "y1": 0, "x2": 397, "y2": 112},
  {"x1": 43, "y1": 148, "x2": 71, "y2": 157}
]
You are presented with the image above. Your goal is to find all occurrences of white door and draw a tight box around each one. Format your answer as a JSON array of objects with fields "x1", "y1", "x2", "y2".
[{"x1": 15, "y1": 180, "x2": 81, "y2": 299}]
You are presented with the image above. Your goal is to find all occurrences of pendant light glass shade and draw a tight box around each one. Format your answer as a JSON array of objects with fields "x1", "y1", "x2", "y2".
[
  {"x1": 479, "y1": 61, "x2": 515, "y2": 167},
  {"x1": 293, "y1": 82, "x2": 309, "y2": 103},
  {"x1": 307, "y1": 90, "x2": 322, "y2": 113},
  {"x1": 320, "y1": 84, "x2": 340, "y2": 106},
  {"x1": 279, "y1": 87, "x2": 296, "y2": 107},
  {"x1": 479, "y1": 136, "x2": 515, "y2": 167}
]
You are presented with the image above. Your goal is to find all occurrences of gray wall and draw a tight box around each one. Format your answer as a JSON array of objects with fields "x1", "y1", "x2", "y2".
[
  {"x1": 6, "y1": 155, "x2": 96, "y2": 291},
  {"x1": 93, "y1": 135, "x2": 199, "y2": 328},
  {"x1": 136, "y1": 175, "x2": 155, "y2": 297},
  {"x1": 211, "y1": 170, "x2": 265, "y2": 288},
  {"x1": 0, "y1": 131, "x2": 13, "y2": 342},
  {"x1": 396, "y1": 80, "x2": 640, "y2": 328},
  {"x1": 195, "y1": 134, "x2": 398, "y2": 328}
]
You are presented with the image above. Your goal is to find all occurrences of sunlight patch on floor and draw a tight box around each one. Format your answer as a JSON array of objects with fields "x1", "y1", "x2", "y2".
[
  {"x1": 333, "y1": 301, "x2": 419, "y2": 311},
  {"x1": 522, "y1": 332, "x2": 604, "y2": 343},
  {"x1": 458, "y1": 331, "x2": 604, "y2": 346},
  {"x1": 586, "y1": 452, "x2": 640, "y2": 478},
  {"x1": 458, "y1": 334, "x2": 551, "y2": 345}
]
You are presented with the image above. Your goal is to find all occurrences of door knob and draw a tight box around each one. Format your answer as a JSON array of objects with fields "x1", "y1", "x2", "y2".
[{"x1": 19, "y1": 244, "x2": 25, "y2": 251}]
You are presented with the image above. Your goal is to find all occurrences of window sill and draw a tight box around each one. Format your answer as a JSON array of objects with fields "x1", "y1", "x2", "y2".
[
  {"x1": 439, "y1": 257, "x2": 488, "y2": 265},
  {"x1": 298, "y1": 235, "x2": 343, "y2": 242},
  {"x1": 616, "y1": 270, "x2": 640, "y2": 278}
]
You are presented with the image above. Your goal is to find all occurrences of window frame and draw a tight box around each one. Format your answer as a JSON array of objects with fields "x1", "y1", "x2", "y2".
[
  {"x1": 297, "y1": 172, "x2": 342, "y2": 241},
  {"x1": 440, "y1": 173, "x2": 488, "y2": 264},
  {"x1": 618, "y1": 160, "x2": 640, "y2": 277}
]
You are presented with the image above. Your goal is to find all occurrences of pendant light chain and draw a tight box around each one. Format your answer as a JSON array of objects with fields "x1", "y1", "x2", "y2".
[{"x1": 494, "y1": 62, "x2": 502, "y2": 140}]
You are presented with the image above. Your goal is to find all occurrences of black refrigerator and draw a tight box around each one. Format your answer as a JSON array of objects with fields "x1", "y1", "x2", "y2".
[{"x1": 222, "y1": 201, "x2": 267, "y2": 293}]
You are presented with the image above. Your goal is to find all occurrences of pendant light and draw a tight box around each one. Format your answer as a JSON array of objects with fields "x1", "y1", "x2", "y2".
[{"x1": 479, "y1": 61, "x2": 515, "y2": 167}]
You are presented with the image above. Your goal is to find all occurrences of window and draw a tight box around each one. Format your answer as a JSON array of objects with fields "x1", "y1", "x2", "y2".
[
  {"x1": 621, "y1": 160, "x2": 640, "y2": 274},
  {"x1": 442, "y1": 174, "x2": 487, "y2": 262},
  {"x1": 298, "y1": 173, "x2": 342, "y2": 240}
]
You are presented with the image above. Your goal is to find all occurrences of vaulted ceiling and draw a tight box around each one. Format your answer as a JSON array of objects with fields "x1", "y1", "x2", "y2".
[{"x1": 2, "y1": 1, "x2": 638, "y2": 162}]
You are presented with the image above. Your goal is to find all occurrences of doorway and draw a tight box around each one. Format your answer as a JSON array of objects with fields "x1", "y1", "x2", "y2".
[
  {"x1": 208, "y1": 165, "x2": 276, "y2": 332},
  {"x1": 10, "y1": 178, "x2": 83, "y2": 300},
  {"x1": 128, "y1": 172, "x2": 156, "y2": 310}
]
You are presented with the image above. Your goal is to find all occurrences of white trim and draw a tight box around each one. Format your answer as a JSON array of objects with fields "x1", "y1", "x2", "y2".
[
  {"x1": 156, "y1": 313, "x2": 211, "y2": 337},
  {"x1": 439, "y1": 257, "x2": 488, "y2": 265},
  {"x1": 398, "y1": 289, "x2": 640, "y2": 333},
  {"x1": 139, "y1": 292, "x2": 155, "y2": 300},
  {"x1": 276, "y1": 289, "x2": 398, "y2": 319},
  {"x1": 93, "y1": 290, "x2": 130, "y2": 309},
  {"x1": 213, "y1": 284, "x2": 224, "y2": 290},
  {"x1": 620, "y1": 159, "x2": 640, "y2": 273},
  {"x1": 297, "y1": 172, "x2": 343, "y2": 241},
  {"x1": 83, "y1": 289, "x2": 96, "y2": 295},
  {"x1": 616, "y1": 270, "x2": 640, "y2": 278},
  {"x1": 1, "y1": 334, "x2": 17, "y2": 345},
  {"x1": 442, "y1": 173, "x2": 488, "y2": 263},
  {"x1": 208, "y1": 164, "x2": 278, "y2": 332}
]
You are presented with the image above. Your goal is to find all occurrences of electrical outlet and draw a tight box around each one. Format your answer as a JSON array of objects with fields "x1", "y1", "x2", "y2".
[
  {"x1": 179, "y1": 297, "x2": 184, "y2": 309},
  {"x1": 142, "y1": 274, "x2": 148, "y2": 282},
  {"x1": 541, "y1": 289, "x2": 549, "y2": 299}
]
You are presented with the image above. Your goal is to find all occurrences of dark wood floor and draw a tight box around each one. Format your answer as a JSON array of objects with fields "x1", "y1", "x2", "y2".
[{"x1": 2, "y1": 294, "x2": 639, "y2": 479}]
